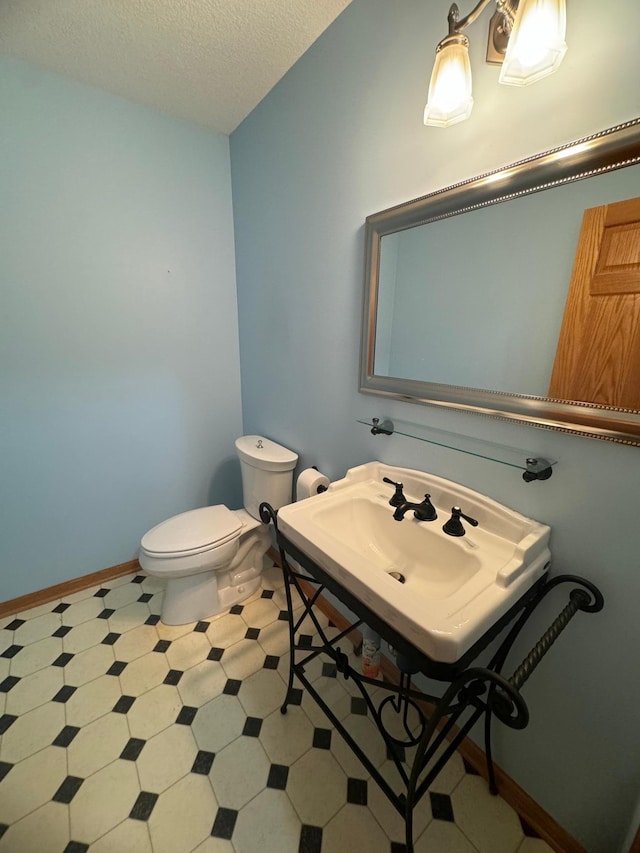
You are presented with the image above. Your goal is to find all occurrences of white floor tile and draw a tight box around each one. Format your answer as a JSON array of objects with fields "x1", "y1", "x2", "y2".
[
  {"x1": 452, "y1": 774, "x2": 524, "y2": 853},
  {"x1": 322, "y1": 802, "x2": 390, "y2": 852},
  {"x1": 147, "y1": 773, "x2": 218, "y2": 853},
  {"x1": 126, "y1": 684, "x2": 183, "y2": 741},
  {"x1": 67, "y1": 711, "x2": 131, "y2": 778},
  {"x1": 65, "y1": 674, "x2": 123, "y2": 727},
  {"x1": 0, "y1": 746, "x2": 67, "y2": 824},
  {"x1": 220, "y1": 639, "x2": 266, "y2": 681},
  {"x1": 70, "y1": 759, "x2": 141, "y2": 844},
  {"x1": 136, "y1": 724, "x2": 199, "y2": 793},
  {"x1": 0, "y1": 801, "x2": 69, "y2": 853},
  {"x1": 0, "y1": 700, "x2": 65, "y2": 763},
  {"x1": 13, "y1": 613, "x2": 61, "y2": 646},
  {"x1": 258, "y1": 705, "x2": 314, "y2": 766},
  {"x1": 287, "y1": 748, "x2": 347, "y2": 826},
  {"x1": 191, "y1": 694, "x2": 245, "y2": 754},
  {"x1": 177, "y1": 659, "x2": 227, "y2": 708},
  {"x1": 5, "y1": 666, "x2": 64, "y2": 715},
  {"x1": 9, "y1": 636, "x2": 62, "y2": 678},
  {"x1": 233, "y1": 789, "x2": 301, "y2": 853},
  {"x1": 89, "y1": 818, "x2": 154, "y2": 853},
  {"x1": 208, "y1": 736, "x2": 271, "y2": 810}
]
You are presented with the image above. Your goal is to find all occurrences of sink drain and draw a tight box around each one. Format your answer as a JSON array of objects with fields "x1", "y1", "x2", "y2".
[{"x1": 388, "y1": 571, "x2": 406, "y2": 583}]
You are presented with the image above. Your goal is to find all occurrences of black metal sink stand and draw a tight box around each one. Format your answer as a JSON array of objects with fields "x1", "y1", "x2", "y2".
[{"x1": 259, "y1": 503, "x2": 604, "y2": 852}]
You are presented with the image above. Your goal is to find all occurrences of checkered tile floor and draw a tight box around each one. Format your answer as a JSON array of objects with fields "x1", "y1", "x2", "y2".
[{"x1": 0, "y1": 559, "x2": 553, "y2": 853}]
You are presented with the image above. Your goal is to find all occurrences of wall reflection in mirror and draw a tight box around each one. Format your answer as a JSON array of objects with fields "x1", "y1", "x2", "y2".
[
  {"x1": 374, "y1": 165, "x2": 640, "y2": 398},
  {"x1": 360, "y1": 119, "x2": 640, "y2": 444}
]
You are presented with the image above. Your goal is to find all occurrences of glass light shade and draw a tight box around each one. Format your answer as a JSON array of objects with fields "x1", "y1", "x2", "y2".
[
  {"x1": 499, "y1": 0, "x2": 567, "y2": 86},
  {"x1": 424, "y1": 35, "x2": 473, "y2": 128}
]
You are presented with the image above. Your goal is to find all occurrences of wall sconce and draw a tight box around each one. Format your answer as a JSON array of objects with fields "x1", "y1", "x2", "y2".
[{"x1": 424, "y1": 0, "x2": 567, "y2": 127}]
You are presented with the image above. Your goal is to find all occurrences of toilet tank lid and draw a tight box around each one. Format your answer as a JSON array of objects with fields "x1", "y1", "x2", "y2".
[
  {"x1": 235, "y1": 435, "x2": 298, "y2": 472},
  {"x1": 141, "y1": 506, "x2": 242, "y2": 555}
]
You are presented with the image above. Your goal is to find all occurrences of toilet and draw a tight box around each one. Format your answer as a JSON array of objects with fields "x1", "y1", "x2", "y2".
[{"x1": 139, "y1": 435, "x2": 298, "y2": 625}]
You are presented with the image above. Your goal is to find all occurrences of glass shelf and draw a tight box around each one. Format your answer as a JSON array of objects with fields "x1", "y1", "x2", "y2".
[{"x1": 357, "y1": 417, "x2": 557, "y2": 479}]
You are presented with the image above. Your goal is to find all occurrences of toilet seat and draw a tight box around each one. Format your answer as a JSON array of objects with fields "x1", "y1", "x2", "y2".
[{"x1": 140, "y1": 505, "x2": 242, "y2": 558}]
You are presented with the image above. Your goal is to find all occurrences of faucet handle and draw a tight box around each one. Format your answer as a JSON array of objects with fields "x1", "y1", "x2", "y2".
[
  {"x1": 382, "y1": 477, "x2": 406, "y2": 507},
  {"x1": 443, "y1": 506, "x2": 478, "y2": 537},
  {"x1": 414, "y1": 494, "x2": 437, "y2": 522}
]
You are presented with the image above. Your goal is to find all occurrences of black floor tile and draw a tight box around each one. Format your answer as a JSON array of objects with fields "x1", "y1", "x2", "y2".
[
  {"x1": 101, "y1": 632, "x2": 120, "y2": 645},
  {"x1": 245, "y1": 627, "x2": 260, "y2": 640},
  {"x1": 145, "y1": 615, "x2": 160, "y2": 626},
  {"x1": 312, "y1": 728, "x2": 332, "y2": 750},
  {"x1": 0, "y1": 825, "x2": 7, "y2": 839},
  {"x1": 278, "y1": 610, "x2": 290, "y2": 622},
  {"x1": 113, "y1": 695, "x2": 136, "y2": 714},
  {"x1": 132, "y1": 575, "x2": 145, "y2": 584},
  {"x1": 263, "y1": 655, "x2": 279, "y2": 670},
  {"x1": 53, "y1": 626, "x2": 72, "y2": 638},
  {"x1": 391, "y1": 843, "x2": 408, "y2": 853},
  {"x1": 299, "y1": 824, "x2": 323, "y2": 853},
  {"x1": 52, "y1": 653, "x2": 75, "y2": 667},
  {"x1": 137, "y1": 593, "x2": 153, "y2": 603},
  {"x1": 0, "y1": 763, "x2": 13, "y2": 783},
  {"x1": 430, "y1": 791, "x2": 454, "y2": 822},
  {"x1": 191, "y1": 750, "x2": 215, "y2": 775},
  {"x1": 211, "y1": 807, "x2": 238, "y2": 840},
  {"x1": 194, "y1": 621, "x2": 209, "y2": 633},
  {"x1": 120, "y1": 738, "x2": 146, "y2": 761},
  {"x1": 0, "y1": 676, "x2": 20, "y2": 693},
  {"x1": 288, "y1": 688, "x2": 303, "y2": 706},
  {"x1": 163, "y1": 669, "x2": 183, "y2": 686},
  {"x1": 223, "y1": 679, "x2": 241, "y2": 696},
  {"x1": 107, "y1": 660, "x2": 127, "y2": 676},
  {"x1": 176, "y1": 705, "x2": 198, "y2": 725},
  {"x1": 267, "y1": 764, "x2": 289, "y2": 790},
  {"x1": 94, "y1": 588, "x2": 109, "y2": 598},
  {"x1": 52, "y1": 603, "x2": 70, "y2": 613},
  {"x1": 0, "y1": 714, "x2": 17, "y2": 735},
  {"x1": 52, "y1": 775, "x2": 84, "y2": 804},
  {"x1": 0, "y1": 645, "x2": 22, "y2": 659},
  {"x1": 4, "y1": 619, "x2": 25, "y2": 631},
  {"x1": 52, "y1": 685, "x2": 77, "y2": 703},
  {"x1": 229, "y1": 605, "x2": 244, "y2": 615},
  {"x1": 52, "y1": 725, "x2": 81, "y2": 747},
  {"x1": 298, "y1": 634, "x2": 313, "y2": 649},
  {"x1": 64, "y1": 842, "x2": 89, "y2": 853},
  {"x1": 242, "y1": 716, "x2": 263, "y2": 737},
  {"x1": 207, "y1": 647, "x2": 224, "y2": 662},
  {"x1": 97, "y1": 609, "x2": 115, "y2": 619},
  {"x1": 153, "y1": 640, "x2": 171, "y2": 653},
  {"x1": 350, "y1": 696, "x2": 368, "y2": 716},
  {"x1": 321, "y1": 662, "x2": 337, "y2": 678},
  {"x1": 347, "y1": 778, "x2": 368, "y2": 806},
  {"x1": 130, "y1": 791, "x2": 159, "y2": 821},
  {"x1": 261, "y1": 589, "x2": 275, "y2": 599}
]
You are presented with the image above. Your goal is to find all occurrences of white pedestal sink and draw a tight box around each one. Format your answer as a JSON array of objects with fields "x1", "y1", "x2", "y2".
[{"x1": 277, "y1": 462, "x2": 551, "y2": 663}]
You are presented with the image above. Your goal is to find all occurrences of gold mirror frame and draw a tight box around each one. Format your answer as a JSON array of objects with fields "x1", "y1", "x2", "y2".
[{"x1": 359, "y1": 118, "x2": 640, "y2": 445}]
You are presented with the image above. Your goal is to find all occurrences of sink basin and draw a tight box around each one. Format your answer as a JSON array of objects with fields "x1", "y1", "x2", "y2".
[{"x1": 276, "y1": 461, "x2": 551, "y2": 663}]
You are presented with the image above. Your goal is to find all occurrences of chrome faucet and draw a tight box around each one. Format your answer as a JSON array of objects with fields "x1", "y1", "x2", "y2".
[{"x1": 392, "y1": 493, "x2": 437, "y2": 522}]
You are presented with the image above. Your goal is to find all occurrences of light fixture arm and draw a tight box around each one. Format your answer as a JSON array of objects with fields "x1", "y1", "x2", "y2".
[{"x1": 450, "y1": 0, "x2": 518, "y2": 34}]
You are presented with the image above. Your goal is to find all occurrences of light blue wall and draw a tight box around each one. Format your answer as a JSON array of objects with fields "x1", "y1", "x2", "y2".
[
  {"x1": 230, "y1": 1, "x2": 640, "y2": 850},
  {"x1": 0, "y1": 58, "x2": 243, "y2": 601}
]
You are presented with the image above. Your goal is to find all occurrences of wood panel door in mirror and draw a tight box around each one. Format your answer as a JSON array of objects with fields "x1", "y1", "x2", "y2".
[{"x1": 548, "y1": 197, "x2": 640, "y2": 409}]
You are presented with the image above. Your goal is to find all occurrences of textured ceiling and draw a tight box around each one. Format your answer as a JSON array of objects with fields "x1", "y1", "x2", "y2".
[{"x1": 0, "y1": 0, "x2": 352, "y2": 134}]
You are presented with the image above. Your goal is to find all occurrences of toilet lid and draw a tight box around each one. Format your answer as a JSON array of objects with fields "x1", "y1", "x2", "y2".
[{"x1": 141, "y1": 506, "x2": 242, "y2": 556}]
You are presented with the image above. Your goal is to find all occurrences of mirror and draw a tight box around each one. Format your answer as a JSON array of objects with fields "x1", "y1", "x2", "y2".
[{"x1": 360, "y1": 119, "x2": 640, "y2": 445}]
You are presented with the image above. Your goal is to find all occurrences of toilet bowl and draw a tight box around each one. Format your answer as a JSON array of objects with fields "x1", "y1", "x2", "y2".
[{"x1": 139, "y1": 436, "x2": 298, "y2": 624}]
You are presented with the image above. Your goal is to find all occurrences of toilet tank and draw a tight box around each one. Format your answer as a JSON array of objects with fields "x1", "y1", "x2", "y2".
[{"x1": 235, "y1": 435, "x2": 298, "y2": 520}]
